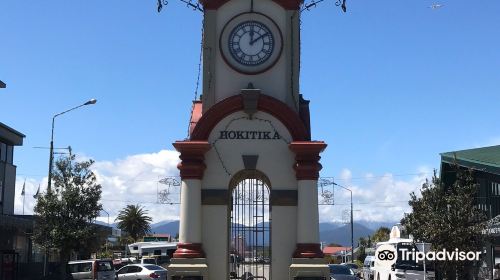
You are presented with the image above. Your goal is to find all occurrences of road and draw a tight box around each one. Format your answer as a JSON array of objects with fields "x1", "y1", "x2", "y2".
[{"x1": 234, "y1": 263, "x2": 270, "y2": 280}]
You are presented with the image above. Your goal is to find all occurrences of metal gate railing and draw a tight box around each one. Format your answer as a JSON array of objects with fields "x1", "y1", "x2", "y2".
[{"x1": 229, "y1": 177, "x2": 271, "y2": 280}]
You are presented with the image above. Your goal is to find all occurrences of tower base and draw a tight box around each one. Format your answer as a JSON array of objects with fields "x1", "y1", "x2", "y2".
[
  {"x1": 167, "y1": 258, "x2": 209, "y2": 280},
  {"x1": 289, "y1": 258, "x2": 330, "y2": 280}
]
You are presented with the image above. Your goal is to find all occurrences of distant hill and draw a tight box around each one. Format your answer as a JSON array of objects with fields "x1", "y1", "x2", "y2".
[
  {"x1": 320, "y1": 223, "x2": 374, "y2": 246},
  {"x1": 151, "y1": 221, "x2": 180, "y2": 236},
  {"x1": 149, "y1": 220, "x2": 398, "y2": 246},
  {"x1": 319, "y1": 222, "x2": 343, "y2": 232},
  {"x1": 362, "y1": 221, "x2": 398, "y2": 231},
  {"x1": 151, "y1": 220, "x2": 177, "y2": 228},
  {"x1": 95, "y1": 220, "x2": 118, "y2": 228}
]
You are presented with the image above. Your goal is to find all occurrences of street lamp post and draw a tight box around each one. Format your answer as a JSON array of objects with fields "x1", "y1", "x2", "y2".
[
  {"x1": 334, "y1": 182, "x2": 354, "y2": 263},
  {"x1": 47, "y1": 99, "x2": 97, "y2": 193},
  {"x1": 101, "y1": 209, "x2": 110, "y2": 253}
]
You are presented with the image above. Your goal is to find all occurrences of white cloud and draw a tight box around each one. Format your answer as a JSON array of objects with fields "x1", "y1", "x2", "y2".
[
  {"x1": 15, "y1": 150, "x2": 182, "y2": 224},
  {"x1": 339, "y1": 168, "x2": 352, "y2": 182},
  {"x1": 15, "y1": 151, "x2": 432, "y2": 226},
  {"x1": 318, "y1": 168, "x2": 431, "y2": 223}
]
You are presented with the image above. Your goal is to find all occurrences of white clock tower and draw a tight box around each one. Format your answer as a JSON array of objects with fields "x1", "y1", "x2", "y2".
[{"x1": 168, "y1": 0, "x2": 329, "y2": 279}]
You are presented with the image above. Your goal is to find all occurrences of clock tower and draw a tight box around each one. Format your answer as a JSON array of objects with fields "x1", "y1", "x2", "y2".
[
  {"x1": 201, "y1": 0, "x2": 301, "y2": 112},
  {"x1": 168, "y1": 0, "x2": 329, "y2": 279}
]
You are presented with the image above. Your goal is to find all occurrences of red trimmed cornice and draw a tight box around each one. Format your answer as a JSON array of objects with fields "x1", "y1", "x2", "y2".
[
  {"x1": 199, "y1": 0, "x2": 302, "y2": 10},
  {"x1": 173, "y1": 243, "x2": 206, "y2": 258},
  {"x1": 293, "y1": 243, "x2": 324, "y2": 258},
  {"x1": 173, "y1": 141, "x2": 211, "y2": 180},
  {"x1": 289, "y1": 141, "x2": 327, "y2": 180},
  {"x1": 190, "y1": 94, "x2": 309, "y2": 141}
]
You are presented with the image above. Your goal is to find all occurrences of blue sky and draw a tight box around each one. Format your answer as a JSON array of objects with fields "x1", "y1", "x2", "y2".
[{"x1": 1, "y1": 0, "x2": 499, "y2": 222}]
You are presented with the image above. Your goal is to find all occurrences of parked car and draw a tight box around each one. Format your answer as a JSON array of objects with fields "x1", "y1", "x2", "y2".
[
  {"x1": 115, "y1": 264, "x2": 167, "y2": 280},
  {"x1": 328, "y1": 264, "x2": 360, "y2": 280},
  {"x1": 67, "y1": 259, "x2": 115, "y2": 280},
  {"x1": 494, "y1": 263, "x2": 500, "y2": 280},
  {"x1": 140, "y1": 257, "x2": 157, "y2": 265},
  {"x1": 342, "y1": 263, "x2": 360, "y2": 278},
  {"x1": 362, "y1": 256, "x2": 375, "y2": 280},
  {"x1": 113, "y1": 258, "x2": 136, "y2": 270}
]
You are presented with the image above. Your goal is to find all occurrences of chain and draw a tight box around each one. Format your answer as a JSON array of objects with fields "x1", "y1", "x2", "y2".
[
  {"x1": 186, "y1": 18, "x2": 205, "y2": 138},
  {"x1": 157, "y1": 0, "x2": 203, "y2": 13},
  {"x1": 300, "y1": 0, "x2": 347, "y2": 13}
]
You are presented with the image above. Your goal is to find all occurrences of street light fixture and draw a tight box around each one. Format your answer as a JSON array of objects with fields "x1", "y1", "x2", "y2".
[
  {"x1": 333, "y1": 182, "x2": 354, "y2": 263},
  {"x1": 101, "y1": 209, "x2": 110, "y2": 253},
  {"x1": 47, "y1": 99, "x2": 97, "y2": 193}
]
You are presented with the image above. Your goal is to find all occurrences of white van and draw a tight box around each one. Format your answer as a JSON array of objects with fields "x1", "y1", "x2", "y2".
[
  {"x1": 67, "y1": 259, "x2": 115, "y2": 280},
  {"x1": 362, "y1": 256, "x2": 375, "y2": 279}
]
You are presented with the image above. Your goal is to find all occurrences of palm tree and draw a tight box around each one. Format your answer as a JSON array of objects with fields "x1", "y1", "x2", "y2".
[{"x1": 115, "y1": 204, "x2": 152, "y2": 242}]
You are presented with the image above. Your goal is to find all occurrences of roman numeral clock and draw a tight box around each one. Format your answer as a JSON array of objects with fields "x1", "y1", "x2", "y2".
[{"x1": 220, "y1": 12, "x2": 283, "y2": 74}]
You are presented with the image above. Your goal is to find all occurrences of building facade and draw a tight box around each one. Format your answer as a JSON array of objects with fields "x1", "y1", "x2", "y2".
[
  {"x1": 0, "y1": 122, "x2": 38, "y2": 280},
  {"x1": 440, "y1": 145, "x2": 500, "y2": 279}
]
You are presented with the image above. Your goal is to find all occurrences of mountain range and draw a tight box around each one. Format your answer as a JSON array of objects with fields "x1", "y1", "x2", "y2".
[{"x1": 148, "y1": 220, "x2": 398, "y2": 246}]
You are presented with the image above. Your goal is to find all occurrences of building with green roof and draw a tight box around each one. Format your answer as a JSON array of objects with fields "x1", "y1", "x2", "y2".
[{"x1": 440, "y1": 145, "x2": 500, "y2": 279}]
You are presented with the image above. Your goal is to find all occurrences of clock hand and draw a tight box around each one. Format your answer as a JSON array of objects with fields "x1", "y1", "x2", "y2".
[
  {"x1": 249, "y1": 27, "x2": 255, "y2": 45},
  {"x1": 250, "y1": 33, "x2": 268, "y2": 45}
]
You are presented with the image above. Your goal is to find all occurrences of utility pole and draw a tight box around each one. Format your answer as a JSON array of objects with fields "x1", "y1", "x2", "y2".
[
  {"x1": 334, "y1": 182, "x2": 354, "y2": 262},
  {"x1": 350, "y1": 190, "x2": 353, "y2": 262}
]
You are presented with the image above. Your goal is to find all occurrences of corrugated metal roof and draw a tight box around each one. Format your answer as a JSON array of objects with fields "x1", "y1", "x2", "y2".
[{"x1": 441, "y1": 145, "x2": 500, "y2": 169}]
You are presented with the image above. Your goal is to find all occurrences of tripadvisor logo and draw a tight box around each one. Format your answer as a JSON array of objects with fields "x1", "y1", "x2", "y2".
[
  {"x1": 375, "y1": 245, "x2": 397, "y2": 267},
  {"x1": 375, "y1": 244, "x2": 482, "y2": 268}
]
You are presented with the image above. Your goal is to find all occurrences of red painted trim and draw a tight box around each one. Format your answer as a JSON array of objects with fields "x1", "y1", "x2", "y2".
[
  {"x1": 293, "y1": 243, "x2": 324, "y2": 258},
  {"x1": 190, "y1": 94, "x2": 309, "y2": 141},
  {"x1": 200, "y1": 0, "x2": 302, "y2": 10},
  {"x1": 173, "y1": 141, "x2": 211, "y2": 179},
  {"x1": 173, "y1": 243, "x2": 206, "y2": 258},
  {"x1": 189, "y1": 101, "x2": 203, "y2": 136},
  {"x1": 289, "y1": 141, "x2": 327, "y2": 180}
]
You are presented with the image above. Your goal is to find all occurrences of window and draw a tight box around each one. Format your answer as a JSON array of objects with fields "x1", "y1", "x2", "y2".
[
  {"x1": 117, "y1": 266, "x2": 130, "y2": 274},
  {"x1": 0, "y1": 143, "x2": 6, "y2": 162},
  {"x1": 96, "y1": 261, "x2": 113, "y2": 271},
  {"x1": 493, "y1": 182, "x2": 500, "y2": 196},
  {"x1": 6, "y1": 145, "x2": 13, "y2": 164},
  {"x1": 129, "y1": 266, "x2": 142, "y2": 273}
]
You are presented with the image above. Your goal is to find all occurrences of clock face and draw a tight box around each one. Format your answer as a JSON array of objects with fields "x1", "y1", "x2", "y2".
[
  {"x1": 220, "y1": 12, "x2": 283, "y2": 75},
  {"x1": 228, "y1": 21, "x2": 275, "y2": 66}
]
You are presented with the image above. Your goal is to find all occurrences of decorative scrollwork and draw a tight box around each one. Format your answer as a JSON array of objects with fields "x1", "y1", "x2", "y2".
[
  {"x1": 157, "y1": 0, "x2": 203, "y2": 13},
  {"x1": 318, "y1": 177, "x2": 335, "y2": 205},
  {"x1": 301, "y1": 0, "x2": 347, "y2": 13},
  {"x1": 157, "y1": 177, "x2": 181, "y2": 204},
  {"x1": 342, "y1": 209, "x2": 351, "y2": 224}
]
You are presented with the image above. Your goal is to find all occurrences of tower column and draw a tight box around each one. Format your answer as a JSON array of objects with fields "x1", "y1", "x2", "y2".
[
  {"x1": 172, "y1": 141, "x2": 211, "y2": 258},
  {"x1": 289, "y1": 141, "x2": 327, "y2": 258}
]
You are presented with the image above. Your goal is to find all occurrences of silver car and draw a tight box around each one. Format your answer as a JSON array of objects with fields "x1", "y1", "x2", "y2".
[
  {"x1": 329, "y1": 264, "x2": 360, "y2": 280},
  {"x1": 67, "y1": 259, "x2": 115, "y2": 280},
  {"x1": 115, "y1": 264, "x2": 167, "y2": 280}
]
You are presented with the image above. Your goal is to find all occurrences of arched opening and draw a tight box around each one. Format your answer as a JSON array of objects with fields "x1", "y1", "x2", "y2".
[{"x1": 228, "y1": 170, "x2": 271, "y2": 280}]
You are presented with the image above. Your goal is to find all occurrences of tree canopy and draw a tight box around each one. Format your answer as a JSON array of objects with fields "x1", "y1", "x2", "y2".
[
  {"x1": 34, "y1": 155, "x2": 102, "y2": 278},
  {"x1": 371, "y1": 227, "x2": 391, "y2": 243},
  {"x1": 115, "y1": 204, "x2": 152, "y2": 242},
  {"x1": 401, "y1": 169, "x2": 487, "y2": 279}
]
